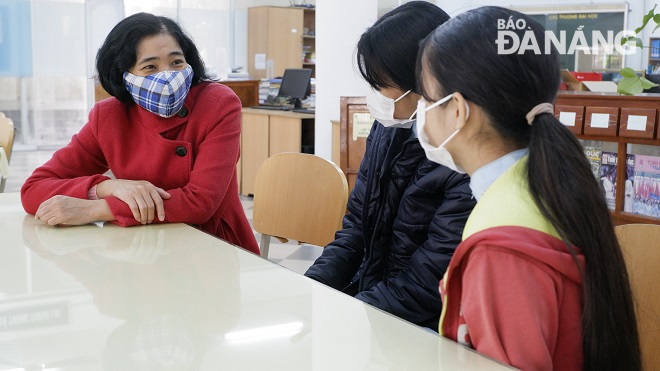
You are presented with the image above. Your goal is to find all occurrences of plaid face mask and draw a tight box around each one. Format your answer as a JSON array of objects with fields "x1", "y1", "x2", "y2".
[{"x1": 123, "y1": 65, "x2": 194, "y2": 118}]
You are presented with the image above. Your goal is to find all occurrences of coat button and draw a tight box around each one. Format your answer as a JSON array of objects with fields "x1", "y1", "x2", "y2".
[
  {"x1": 177, "y1": 107, "x2": 188, "y2": 118},
  {"x1": 176, "y1": 146, "x2": 187, "y2": 157}
]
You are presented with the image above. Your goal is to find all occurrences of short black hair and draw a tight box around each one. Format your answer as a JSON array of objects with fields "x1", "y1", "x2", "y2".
[
  {"x1": 356, "y1": 1, "x2": 449, "y2": 92},
  {"x1": 96, "y1": 12, "x2": 209, "y2": 103}
]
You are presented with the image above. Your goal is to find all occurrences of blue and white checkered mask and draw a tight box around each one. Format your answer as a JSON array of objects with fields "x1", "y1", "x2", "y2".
[{"x1": 123, "y1": 65, "x2": 194, "y2": 118}]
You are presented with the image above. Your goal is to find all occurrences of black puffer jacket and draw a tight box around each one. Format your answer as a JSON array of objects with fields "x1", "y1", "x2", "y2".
[{"x1": 305, "y1": 122, "x2": 475, "y2": 329}]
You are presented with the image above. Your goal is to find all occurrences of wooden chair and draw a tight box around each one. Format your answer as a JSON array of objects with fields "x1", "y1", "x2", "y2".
[
  {"x1": 615, "y1": 223, "x2": 660, "y2": 371},
  {"x1": 253, "y1": 152, "x2": 349, "y2": 259},
  {"x1": 0, "y1": 113, "x2": 16, "y2": 193}
]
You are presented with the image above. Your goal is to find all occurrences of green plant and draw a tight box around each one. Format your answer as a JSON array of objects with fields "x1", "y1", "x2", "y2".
[{"x1": 617, "y1": 5, "x2": 660, "y2": 95}]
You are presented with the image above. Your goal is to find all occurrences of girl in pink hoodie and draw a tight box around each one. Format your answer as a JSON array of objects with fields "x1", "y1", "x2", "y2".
[{"x1": 415, "y1": 6, "x2": 641, "y2": 371}]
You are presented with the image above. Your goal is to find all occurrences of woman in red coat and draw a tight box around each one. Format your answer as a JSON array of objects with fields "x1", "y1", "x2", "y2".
[{"x1": 21, "y1": 12, "x2": 259, "y2": 255}]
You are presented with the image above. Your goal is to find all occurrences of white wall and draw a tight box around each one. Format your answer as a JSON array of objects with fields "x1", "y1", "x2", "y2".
[
  {"x1": 314, "y1": 0, "x2": 377, "y2": 160},
  {"x1": 310, "y1": 0, "x2": 654, "y2": 159},
  {"x1": 24, "y1": 0, "x2": 657, "y2": 149},
  {"x1": 85, "y1": 0, "x2": 124, "y2": 111},
  {"x1": 31, "y1": 1, "x2": 85, "y2": 77},
  {"x1": 24, "y1": 0, "x2": 89, "y2": 146}
]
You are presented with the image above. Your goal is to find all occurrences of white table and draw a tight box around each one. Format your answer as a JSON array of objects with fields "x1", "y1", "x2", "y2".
[{"x1": 0, "y1": 192, "x2": 514, "y2": 370}]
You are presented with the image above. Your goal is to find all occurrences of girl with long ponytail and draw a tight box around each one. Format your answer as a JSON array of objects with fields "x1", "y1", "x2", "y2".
[{"x1": 416, "y1": 6, "x2": 641, "y2": 370}]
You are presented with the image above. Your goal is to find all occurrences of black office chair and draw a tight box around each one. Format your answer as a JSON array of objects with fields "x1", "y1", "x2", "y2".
[{"x1": 644, "y1": 74, "x2": 660, "y2": 94}]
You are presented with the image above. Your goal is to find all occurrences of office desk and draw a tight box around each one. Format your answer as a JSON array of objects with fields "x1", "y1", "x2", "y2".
[
  {"x1": 241, "y1": 108, "x2": 315, "y2": 196},
  {"x1": 0, "y1": 193, "x2": 514, "y2": 370}
]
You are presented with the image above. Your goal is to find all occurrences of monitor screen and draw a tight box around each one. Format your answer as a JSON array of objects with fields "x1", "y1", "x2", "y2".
[{"x1": 277, "y1": 68, "x2": 312, "y2": 100}]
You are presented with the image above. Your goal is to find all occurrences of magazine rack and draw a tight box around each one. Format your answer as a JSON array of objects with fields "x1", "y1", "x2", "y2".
[{"x1": 555, "y1": 91, "x2": 660, "y2": 226}]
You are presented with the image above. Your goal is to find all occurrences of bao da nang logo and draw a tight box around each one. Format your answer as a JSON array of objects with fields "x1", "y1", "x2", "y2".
[{"x1": 496, "y1": 16, "x2": 637, "y2": 55}]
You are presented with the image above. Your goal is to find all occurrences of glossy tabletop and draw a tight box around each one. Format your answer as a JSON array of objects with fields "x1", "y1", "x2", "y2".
[{"x1": 0, "y1": 193, "x2": 514, "y2": 370}]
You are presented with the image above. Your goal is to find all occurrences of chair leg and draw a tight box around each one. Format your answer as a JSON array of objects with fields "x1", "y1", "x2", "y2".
[{"x1": 260, "y1": 234, "x2": 271, "y2": 259}]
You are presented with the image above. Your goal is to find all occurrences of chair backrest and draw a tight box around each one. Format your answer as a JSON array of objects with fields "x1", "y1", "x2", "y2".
[
  {"x1": 615, "y1": 223, "x2": 660, "y2": 371},
  {"x1": 0, "y1": 114, "x2": 16, "y2": 158},
  {"x1": 0, "y1": 113, "x2": 16, "y2": 192},
  {"x1": 253, "y1": 152, "x2": 348, "y2": 257}
]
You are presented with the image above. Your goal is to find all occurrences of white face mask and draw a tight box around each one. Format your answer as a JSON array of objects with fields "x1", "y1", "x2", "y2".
[
  {"x1": 415, "y1": 93, "x2": 469, "y2": 174},
  {"x1": 365, "y1": 88, "x2": 417, "y2": 128}
]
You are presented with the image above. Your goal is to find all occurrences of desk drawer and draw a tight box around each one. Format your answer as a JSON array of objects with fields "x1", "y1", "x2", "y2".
[
  {"x1": 584, "y1": 107, "x2": 619, "y2": 136},
  {"x1": 554, "y1": 105, "x2": 584, "y2": 135},
  {"x1": 618, "y1": 108, "x2": 657, "y2": 140}
]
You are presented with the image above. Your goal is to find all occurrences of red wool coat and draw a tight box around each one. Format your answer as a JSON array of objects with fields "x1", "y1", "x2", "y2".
[{"x1": 21, "y1": 82, "x2": 259, "y2": 255}]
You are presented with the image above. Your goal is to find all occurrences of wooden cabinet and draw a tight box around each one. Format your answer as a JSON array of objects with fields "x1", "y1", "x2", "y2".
[
  {"x1": 240, "y1": 108, "x2": 314, "y2": 196},
  {"x1": 241, "y1": 112, "x2": 270, "y2": 196},
  {"x1": 248, "y1": 6, "x2": 315, "y2": 80},
  {"x1": 338, "y1": 97, "x2": 371, "y2": 193},
  {"x1": 220, "y1": 80, "x2": 259, "y2": 107},
  {"x1": 340, "y1": 93, "x2": 660, "y2": 226},
  {"x1": 554, "y1": 104, "x2": 584, "y2": 135},
  {"x1": 583, "y1": 106, "x2": 619, "y2": 137},
  {"x1": 555, "y1": 91, "x2": 660, "y2": 226},
  {"x1": 302, "y1": 8, "x2": 316, "y2": 78}
]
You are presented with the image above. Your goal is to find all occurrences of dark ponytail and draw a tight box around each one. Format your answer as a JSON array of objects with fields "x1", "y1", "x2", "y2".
[
  {"x1": 529, "y1": 114, "x2": 640, "y2": 370},
  {"x1": 419, "y1": 7, "x2": 640, "y2": 370}
]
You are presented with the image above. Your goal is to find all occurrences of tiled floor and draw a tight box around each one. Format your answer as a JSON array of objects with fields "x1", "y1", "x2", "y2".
[{"x1": 5, "y1": 149, "x2": 323, "y2": 275}]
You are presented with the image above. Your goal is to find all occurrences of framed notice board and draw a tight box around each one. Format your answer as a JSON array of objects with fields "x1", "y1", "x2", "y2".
[{"x1": 513, "y1": 4, "x2": 627, "y2": 72}]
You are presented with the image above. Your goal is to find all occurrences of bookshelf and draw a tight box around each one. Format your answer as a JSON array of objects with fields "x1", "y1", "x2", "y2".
[
  {"x1": 302, "y1": 8, "x2": 316, "y2": 78},
  {"x1": 649, "y1": 37, "x2": 660, "y2": 74},
  {"x1": 247, "y1": 6, "x2": 316, "y2": 80},
  {"x1": 555, "y1": 91, "x2": 660, "y2": 226}
]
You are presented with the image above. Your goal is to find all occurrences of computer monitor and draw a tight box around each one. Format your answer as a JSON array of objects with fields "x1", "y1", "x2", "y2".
[{"x1": 277, "y1": 68, "x2": 313, "y2": 108}]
